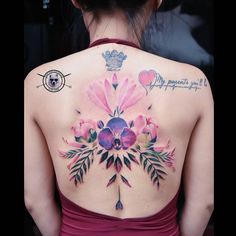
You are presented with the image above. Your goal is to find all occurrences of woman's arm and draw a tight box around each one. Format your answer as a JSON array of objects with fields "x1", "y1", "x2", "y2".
[
  {"x1": 180, "y1": 78, "x2": 214, "y2": 236},
  {"x1": 24, "y1": 76, "x2": 61, "y2": 236}
]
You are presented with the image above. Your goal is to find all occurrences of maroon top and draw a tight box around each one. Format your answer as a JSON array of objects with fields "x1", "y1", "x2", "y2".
[
  {"x1": 58, "y1": 39, "x2": 180, "y2": 235},
  {"x1": 58, "y1": 186, "x2": 180, "y2": 236},
  {"x1": 88, "y1": 38, "x2": 141, "y2": 49}
]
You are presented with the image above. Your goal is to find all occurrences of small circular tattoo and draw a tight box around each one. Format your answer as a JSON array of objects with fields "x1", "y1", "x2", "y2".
[{"x1": 37, "y1": 70, "x2": 71, "y2": 92}]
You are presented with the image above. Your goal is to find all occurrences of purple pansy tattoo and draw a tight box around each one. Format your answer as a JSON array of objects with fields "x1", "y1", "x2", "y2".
[
  {"x1": 98, "y1": 117, "x2": 136, "y2": 150},
  {"x1": 59, "y1": 73, "x2": 176, "y2": 210}
]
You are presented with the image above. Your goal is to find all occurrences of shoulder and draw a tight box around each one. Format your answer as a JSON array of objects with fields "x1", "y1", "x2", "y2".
[
  {"x1": 156, "y1": 54, "x2": 212, "y2": 94},
  {"x1": 25, "y1": 53, "x2": 77, "y2": 84},
  {"x1": 145, "y1": 53, "x2": 213, "y2": 112},
  {"x1": 24, "y1": 51, "x2": 82, "y2": 93},
  {"x1": 24, "y1": 54, "x2": 76, "y2": 116},
  {"x1": 148, "y1": 52, "x2": 205, "y2": 77},
  {"x1": 24, "y1": 47, "x2": 92, "y2": 85}
]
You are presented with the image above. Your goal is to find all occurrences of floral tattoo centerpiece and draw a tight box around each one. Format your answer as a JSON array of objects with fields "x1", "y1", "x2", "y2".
[{"x1": 59, "y1": 73, "x2": 175, "y2": 210}]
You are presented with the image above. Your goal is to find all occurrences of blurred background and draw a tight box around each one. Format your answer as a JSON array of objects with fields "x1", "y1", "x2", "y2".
[{"x1": 24, "y1": 0, "x2": 214, "y2": 235}]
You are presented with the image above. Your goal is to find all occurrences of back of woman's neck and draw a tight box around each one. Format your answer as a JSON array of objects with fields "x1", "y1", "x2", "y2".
[{"x1": 88, "y1": 13, "x2": 141, "y2": 47}]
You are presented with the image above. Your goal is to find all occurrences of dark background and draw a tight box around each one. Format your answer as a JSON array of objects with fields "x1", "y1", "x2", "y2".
[{"x1": 24, "y1": 0, "x2": 214, "y2": 235}]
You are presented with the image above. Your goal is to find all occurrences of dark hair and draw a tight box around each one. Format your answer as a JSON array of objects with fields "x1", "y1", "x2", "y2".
[
  {"x1": 75, "y1": 0, "x2": 150, "y2": 12},
  {"x1": 75, "y1": 0, "x2": 158, "y2": 44}
]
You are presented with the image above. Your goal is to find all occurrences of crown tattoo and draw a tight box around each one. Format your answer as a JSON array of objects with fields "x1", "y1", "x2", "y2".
[{"x1": 102, "y1": 50, "x2": 127, "y2": 71}]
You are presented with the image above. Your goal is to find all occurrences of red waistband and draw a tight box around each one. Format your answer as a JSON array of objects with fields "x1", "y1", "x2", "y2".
[{"x1": 57, "y1": 185, "x2": 180, "y2": 236}]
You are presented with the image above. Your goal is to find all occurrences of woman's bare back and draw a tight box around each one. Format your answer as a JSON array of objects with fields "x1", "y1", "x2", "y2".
[{"x1": 25, "y1": 43, "x2": 212, "y2": 219}]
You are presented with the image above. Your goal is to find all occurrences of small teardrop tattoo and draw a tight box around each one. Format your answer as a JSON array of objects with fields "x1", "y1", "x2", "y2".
[{"x1": 115, "y1": 186, "x2": 123, "y2": 210}]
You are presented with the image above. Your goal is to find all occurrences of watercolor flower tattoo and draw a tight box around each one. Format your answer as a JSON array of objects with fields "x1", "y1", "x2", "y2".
[{"x1": 59, "y1": 73, "x2": 176, "y2": 210}]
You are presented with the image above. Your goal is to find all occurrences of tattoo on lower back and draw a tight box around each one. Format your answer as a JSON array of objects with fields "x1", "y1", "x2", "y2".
[
  {"x1": 102, "y1": 50, "x2": 127, "y2": 71},
  {"x1": 59, "y1": 73, "x2": 176, "y2": 210},
  {"x1": 139, "y1": 69, "x2": 208, "y2": 95},
  {"x1": 116, "y1": 187, "x2": 123, "y2": 210}
]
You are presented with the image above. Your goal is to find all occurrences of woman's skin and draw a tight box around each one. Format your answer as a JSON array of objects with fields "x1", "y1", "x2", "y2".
[{"x1": 24, "y1": 1, "x2": 213, "y2": 236}]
